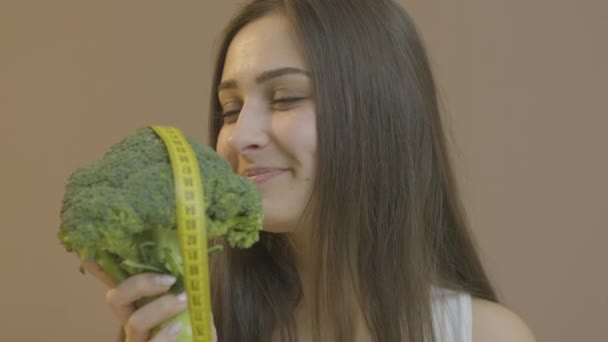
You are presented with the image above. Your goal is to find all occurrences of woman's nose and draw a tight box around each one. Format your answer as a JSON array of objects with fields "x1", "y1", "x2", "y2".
[{"x1": 228, "y1": 103, "x2": 270, "y2": 154}]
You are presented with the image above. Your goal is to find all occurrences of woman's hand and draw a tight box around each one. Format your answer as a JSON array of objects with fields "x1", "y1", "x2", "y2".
[{"x1": 82, "y1": 260, "x2": 217, "y2": 342}]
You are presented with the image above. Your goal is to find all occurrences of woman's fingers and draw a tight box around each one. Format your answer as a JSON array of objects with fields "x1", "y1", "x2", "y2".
[
  {"x1": 124, "y1": 292, "x2": 188, "y2": 342},
  {"x1": 80, "y1": 259, "x2": 194, "y2": 342},
  {"x1": 147, "y1": 321, "x2": 183, "y2": 342},
  {"x1": 147, "y1": 312, "x2": 217, "y2": 342},
  {"x1": 106, "y1": 273, "x2": 178, "y2": 324}
]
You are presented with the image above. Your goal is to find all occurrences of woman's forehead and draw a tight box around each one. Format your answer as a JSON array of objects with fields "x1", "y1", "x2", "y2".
[{"x1": 222, "y1": 13, "x2": 308, "y2": 81}]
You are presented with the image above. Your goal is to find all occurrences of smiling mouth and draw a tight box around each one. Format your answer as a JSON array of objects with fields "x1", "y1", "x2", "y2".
[{"x1": 241, "y1": 168, "x2": 288, "y2": 185}]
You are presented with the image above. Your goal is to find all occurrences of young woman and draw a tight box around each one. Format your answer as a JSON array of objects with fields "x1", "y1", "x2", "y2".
[{"x1": 85, "y1": 0, "x2": 535, "y2": 341}]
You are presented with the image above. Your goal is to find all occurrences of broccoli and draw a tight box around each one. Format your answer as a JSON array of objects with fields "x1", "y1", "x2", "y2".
[{"x1": 58, "y1": 127, "x2": 262, "y2": 341}]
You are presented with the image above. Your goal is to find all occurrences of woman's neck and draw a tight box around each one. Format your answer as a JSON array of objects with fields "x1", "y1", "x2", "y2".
[{"x1": 285, "y1": 227, "x2": 313, "y2": 278}]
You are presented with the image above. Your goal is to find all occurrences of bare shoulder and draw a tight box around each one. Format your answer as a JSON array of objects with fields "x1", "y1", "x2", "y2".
[{"x1": 471, "y1": 298, "x2": 536, "y2": 342}]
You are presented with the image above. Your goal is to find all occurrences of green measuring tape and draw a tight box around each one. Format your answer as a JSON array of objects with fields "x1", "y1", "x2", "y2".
[{"x1": 151, "y1": 126, "x2": 212, "y2": 342}]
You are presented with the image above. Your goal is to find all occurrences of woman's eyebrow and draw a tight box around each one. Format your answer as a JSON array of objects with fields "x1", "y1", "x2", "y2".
[
  {"x1": 256, "y1": 67, "x2": 311, "y2": 83},
  {"x1": 218, "y1": 67, "x2": 311, "y2": 91}
]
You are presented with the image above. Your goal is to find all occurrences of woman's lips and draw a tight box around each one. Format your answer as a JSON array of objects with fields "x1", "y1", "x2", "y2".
[{"x1": 242, "y1": 168, "x2": 287, "y2": 185}]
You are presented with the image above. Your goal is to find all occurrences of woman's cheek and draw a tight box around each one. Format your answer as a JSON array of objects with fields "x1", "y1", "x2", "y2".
[{"x1": 274, "y1": 106, "x2": 317, "y2": 154}]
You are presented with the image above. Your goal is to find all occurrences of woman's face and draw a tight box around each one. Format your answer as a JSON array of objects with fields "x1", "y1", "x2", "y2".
[{"x1": 216, "y1": 13, "x2": 316, "y2": 233}]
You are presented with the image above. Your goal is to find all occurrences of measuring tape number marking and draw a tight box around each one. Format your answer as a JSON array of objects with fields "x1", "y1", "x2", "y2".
[{"x1": 151, "y1": 125, "x2": 212, "y2": 342}]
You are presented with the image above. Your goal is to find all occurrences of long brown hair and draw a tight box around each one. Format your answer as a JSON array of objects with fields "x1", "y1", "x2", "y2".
[{"x1": 208, "y1": 1, "x2": 498, "y2": 341}]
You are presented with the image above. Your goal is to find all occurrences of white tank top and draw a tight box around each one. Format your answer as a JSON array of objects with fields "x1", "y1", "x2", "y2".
[{"x1": 430, "y1": 288, "x2": 473, "y2": 342}]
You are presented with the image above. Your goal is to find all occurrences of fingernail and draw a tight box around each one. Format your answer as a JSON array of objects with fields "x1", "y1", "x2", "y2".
[
  {"x1": 168, "y1": 322, "x2": 183, "y2": 337},
  {"x1": 156, "y1": 275, "x2": 176, "y2": 287},
  {"x1": 176, "y1": 292, "x2": 187, "y2": 302}
]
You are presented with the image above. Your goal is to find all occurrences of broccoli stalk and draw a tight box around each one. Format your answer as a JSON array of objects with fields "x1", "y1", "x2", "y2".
[{"x1": 58, "y1": 127, "x2": 263, "y2": 341}]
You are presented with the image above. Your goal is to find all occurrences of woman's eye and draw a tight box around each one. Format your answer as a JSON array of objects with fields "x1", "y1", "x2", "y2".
[
  {"x1": 273, "y1": 97, "x2": 303, "y2": 103},
  {"x1": 217, "y1": 96, "x2": 306, "y2": 124},
  {"x1": 272, "y1": 97, "x2": 305, "y2": 107},
  {"x1": 219, "y1": 109, "x2": 240, "y2": 124}
]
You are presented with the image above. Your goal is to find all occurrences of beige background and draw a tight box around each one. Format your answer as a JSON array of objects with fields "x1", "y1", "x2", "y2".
[{"x1": 1, "y1": 1, "x2": 606, "y2": 341}]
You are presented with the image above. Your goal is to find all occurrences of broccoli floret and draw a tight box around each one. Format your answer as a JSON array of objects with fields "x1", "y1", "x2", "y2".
[{"x1": 58, "y1": 127, "x2": 262, "y2": 341}]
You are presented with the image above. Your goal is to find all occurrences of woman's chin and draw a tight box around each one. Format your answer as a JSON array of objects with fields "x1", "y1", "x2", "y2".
[
  {"x1": 259, "y1": 220, "x2": 297, "y2": 234},
  {"x1": 260, "y1": 226, "x2": 293, "y2": 234}
]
